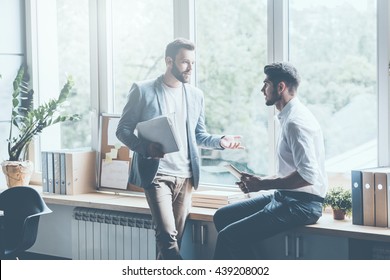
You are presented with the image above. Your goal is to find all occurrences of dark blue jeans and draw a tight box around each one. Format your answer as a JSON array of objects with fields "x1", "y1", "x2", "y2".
[{"x1": 213, "y1": 190, "x2": 323, "y2": 259}]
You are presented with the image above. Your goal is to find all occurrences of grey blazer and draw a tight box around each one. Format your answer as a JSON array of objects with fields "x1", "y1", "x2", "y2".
[{"x1": 116, "y1": 75, "x2": 223, "y2": 189}]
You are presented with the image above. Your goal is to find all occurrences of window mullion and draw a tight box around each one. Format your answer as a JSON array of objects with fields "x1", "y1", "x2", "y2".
[
  {"x1": 267, "y1": 0, "x2": 289, "y2": 176},
  {"x1": 377, "y1": 0, "x2": 390, "y2": 166}
]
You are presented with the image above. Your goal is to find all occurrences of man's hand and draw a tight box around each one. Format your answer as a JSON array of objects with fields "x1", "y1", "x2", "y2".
[
  {"x1": 236, "y1": 172, "x2": 263, "y2": 193},
  {"x1": 220, "y1": 135, "x2": 245, "y2": 149},
  {"x1": 147, "y1": 142, "x2": 165, "y2": 159}
]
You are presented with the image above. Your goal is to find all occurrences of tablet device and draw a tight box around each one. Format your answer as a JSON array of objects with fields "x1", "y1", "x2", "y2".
[
  {"x1": 224, "y1": 164, "x2": 243, "y2": 179},
  {"x1": 136, "y1": 116, "x2": 179, "y2": 154}
]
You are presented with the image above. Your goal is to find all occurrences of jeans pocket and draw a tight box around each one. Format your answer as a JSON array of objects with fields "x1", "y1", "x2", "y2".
[
  {"x1": 289, "y1": 200, "x2": 322, "y2": 224},
  {"x1": 152, "y1": 175, "x2": 162, "y2": 185}
]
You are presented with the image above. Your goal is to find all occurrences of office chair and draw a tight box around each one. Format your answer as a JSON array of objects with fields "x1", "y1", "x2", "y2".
[{"x1": 0, "y1": 186, "x2": 52, "y2": 259}]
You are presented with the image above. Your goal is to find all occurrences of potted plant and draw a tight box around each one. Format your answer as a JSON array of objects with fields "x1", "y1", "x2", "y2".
[
  {"x1": 1, "y1": 65, "x2": 80, "y2": 187},
  {"x1": 323, "y1": 186, "x2": 352, "y2": 220}
]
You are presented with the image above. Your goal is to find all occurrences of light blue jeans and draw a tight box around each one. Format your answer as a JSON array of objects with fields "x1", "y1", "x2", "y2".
[
  {"x1": 144, "y1": 174, "x2": 193, "y2": 260},
  {"x1": 213, "y1": 190, "x2": 323, "y2": 259}
]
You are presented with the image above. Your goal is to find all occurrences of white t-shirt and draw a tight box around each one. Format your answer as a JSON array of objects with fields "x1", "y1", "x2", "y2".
[
  {"x1": 276, "y1": 97, "x2": 328, "y2": 197},
  {"x1": 158, "y1": 83, "x2": 192, "y2": 178}
]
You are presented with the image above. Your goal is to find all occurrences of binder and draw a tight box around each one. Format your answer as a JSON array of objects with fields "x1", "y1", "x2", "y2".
[
  {"x1": 41, "y1": 151, "x2": 49, "y2": 193},
  {"x1": 351, "y1": 170, "x2": 363, "y2": 225},
  {"x1": 47, "y1": 152, "x2": 54, "y2": 193},
  {"x1": 53, "y1": 152, "x2": 61, "y2": 194},
  {"x1": 64, "y1": 150, "x2": 96, "y2": 195},
  {"x1": 135, "y1": 115, "x2": 179, "y2": 154},
  {"x1": 60, "y1": 153, "x2": 67, "y2": 195},
  {"x1": 388, "y1": 176, "x2": 390, "y2": 228},
  {"x1": 374, "y1": 170, "x2": 389, "y2": 227},
  {"x1": 361, "y1": 170, "x2": 375, "y2": 226},
  {"x1": 360, "y1": 166, "x2": 390, "y2": 227}
]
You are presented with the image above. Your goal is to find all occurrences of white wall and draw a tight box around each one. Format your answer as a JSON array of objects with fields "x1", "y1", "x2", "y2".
[{"x1": 0, "y1": 0, "x2": 25, "y2": 186}]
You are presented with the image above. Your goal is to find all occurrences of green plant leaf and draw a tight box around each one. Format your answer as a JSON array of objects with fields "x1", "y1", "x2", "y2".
[{"x1": 6, "y1": 64, "x2": 80, "y2": 161}]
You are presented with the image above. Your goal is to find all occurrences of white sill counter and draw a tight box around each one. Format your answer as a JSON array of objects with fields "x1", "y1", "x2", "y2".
[{"x1": 7, "y1": 186, "x2": 390, "y2": 243}]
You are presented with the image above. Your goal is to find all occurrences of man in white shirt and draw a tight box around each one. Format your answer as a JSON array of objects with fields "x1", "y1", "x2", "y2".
[{"x1": 213, "y1": 62, "x2": 328, "y2": 259}]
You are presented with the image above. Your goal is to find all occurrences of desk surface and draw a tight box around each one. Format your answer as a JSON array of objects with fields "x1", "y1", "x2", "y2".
[
  {"x1": 23, "y1": 187, "x2": 390, "y2": 243},
  {"x1": 41, "y1": 189, "x2": 217, "y2": 222}
]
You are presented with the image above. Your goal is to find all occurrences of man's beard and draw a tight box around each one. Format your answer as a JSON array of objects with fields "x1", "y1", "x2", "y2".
[
  {"x1": 171, "y1": 62, "x2": 190, "y2": 83},
  {"x1": 266, "y1": 88, "x2": 281, "y2": 106}
]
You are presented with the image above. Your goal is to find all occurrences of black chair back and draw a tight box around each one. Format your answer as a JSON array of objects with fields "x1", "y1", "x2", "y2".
[{"x1": 0, "y1": 186, "x2": 52, "y2": 258}]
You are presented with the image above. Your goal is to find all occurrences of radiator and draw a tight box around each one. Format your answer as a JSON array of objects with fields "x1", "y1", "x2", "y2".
[{"x1": 72, "y1": 207, "x2": 156, "y2": 260}]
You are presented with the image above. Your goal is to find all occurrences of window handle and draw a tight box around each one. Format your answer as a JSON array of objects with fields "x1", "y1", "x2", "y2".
[
  {"x1": 200, "y1": 225, "x2": 207, "y2": 245},
  {"x1": 295, "y1": 236, "x2": 301, "y2": 259},
  {"x1": 192, "y1": 224, "x2": 196, "y2": 243},
  {"x1": 284, "y1": 235, "x2": 289, "y2": 257}
]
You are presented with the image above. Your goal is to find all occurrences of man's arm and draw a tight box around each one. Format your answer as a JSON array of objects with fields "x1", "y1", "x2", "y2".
[
  {"x1": 116, "y1": 83, "x2": 162, "y2": 157},
  {"x1": 192, "y1": 89, "x2": 244, "y2": 150},
  {"x1": 239, "y1": 171, "x2": 311, "y2": 193}
]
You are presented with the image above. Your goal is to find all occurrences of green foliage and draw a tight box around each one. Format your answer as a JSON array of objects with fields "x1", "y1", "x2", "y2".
[
  {"x1": 323, "y1": 186, "x2": 352, "y2": 217},
  {"x1": 6, "y1": 65, "x2": 81, "y2": 161}
]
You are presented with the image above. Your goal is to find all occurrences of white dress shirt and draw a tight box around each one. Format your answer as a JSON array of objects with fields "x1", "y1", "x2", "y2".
[{"x1": 276, "y1": 97, "x2": 328, "y2": 197}]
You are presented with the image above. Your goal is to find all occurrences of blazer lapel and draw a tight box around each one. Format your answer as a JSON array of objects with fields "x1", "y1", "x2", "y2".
[
  {"x1": 183, "y1": 83, "x2": 194, "y2": 131},
  {"x1": 155, "y1": 75, "x2": 166, "y2": 115}
]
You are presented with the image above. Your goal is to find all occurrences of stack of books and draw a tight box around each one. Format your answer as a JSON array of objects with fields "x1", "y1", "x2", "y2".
[
  {"x1": 351, "y1": 167, "x2": 390, "y2": 228},
  {"x1": 192, "y1": 190, "x2": 248, "y2": 209},
  {"x1": 42, "y1": 149, "x2": 96, "y2": 195}
]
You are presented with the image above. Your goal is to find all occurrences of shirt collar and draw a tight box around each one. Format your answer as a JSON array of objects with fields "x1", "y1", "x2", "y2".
[{"x1": 277, "y1": 96, "x2": 300, "y2": 122}]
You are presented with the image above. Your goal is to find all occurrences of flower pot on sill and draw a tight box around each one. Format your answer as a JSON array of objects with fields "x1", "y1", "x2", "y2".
[
  {"x1": 332, "y1": 209, "x2": 346, "y2": 220},
  {"x1": 1, "y1": 160, "x2": 34, "y2": 188}
]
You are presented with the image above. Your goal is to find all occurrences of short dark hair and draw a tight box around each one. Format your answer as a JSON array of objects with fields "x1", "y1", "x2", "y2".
[
  {"x1": 264, "y1": 62, "x2": 300, "y2": 92},
  {"x1": 165, "y1": 38, "x2": 195, "y2": 60}
]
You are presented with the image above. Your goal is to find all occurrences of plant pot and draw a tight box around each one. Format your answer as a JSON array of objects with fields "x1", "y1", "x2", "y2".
[
  {"x1": 332, "y1": 209, "x2": 346, "y2": 220},
  {"x1": 1, "y1": 160, "x2": 34, "y2": 188}
]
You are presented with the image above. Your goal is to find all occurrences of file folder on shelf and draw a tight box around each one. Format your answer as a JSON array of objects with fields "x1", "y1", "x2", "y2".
[
  {"x1": 47, "y1": 152, "x2": 54, "y2": 194},
  {"x1": 357, "y1": 166, "x2": 390, "y2": 227},
  {"x1": 361, "y1": 169, "x2": 375, "y2": 226},
  {"x1": 388, "y1": 178, "x2": 390, "y2": 228},
  {"x1": 53, "y1": 152, "x2": 61, "y2": 194},
  {"x1": 64, "y1": 150, "x2": 96, "y2": 195},
  {"x1": 60, "y1": 153, "x2": 67, "y2": 195},
  {"x1": 42, "y1": 149, "x2": 96, "y2": 195},
  {"x1": 374, "y1": 170, "x2": 389, "y2": 227},
  {"x1": 41, "y1": 151, "x2": 49, "y2": 193},
  {"x1": 351, "y1": 170, "x2": 363, "y2": 225}
]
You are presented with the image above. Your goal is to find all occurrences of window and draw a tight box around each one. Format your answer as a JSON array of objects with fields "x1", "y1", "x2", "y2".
[
  {"x1": 195, "y1": 0, "x2": 268, "y2": 186},
  {"x1": 24, "y1": 0, "x2": 92, "y2": 184},
  {"x1": 56, "y1": 0, "x2": 91, "y2": 149},
  {"x1": 112, "y1": 0, "x2": 173, "y2": 113},
  {"x1": 289, "y1": 0, "x2": 377, "y2": 186},
  {"x1": 31, "y1": 0, "x2": 92, "y2": 155},
  {"x1": 26, "y1": 0, "x2": 389, "y2": 189}
]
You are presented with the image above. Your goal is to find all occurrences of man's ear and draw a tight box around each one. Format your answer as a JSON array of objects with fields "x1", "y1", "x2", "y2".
[
  {"x1": 166, "y1": 56, "x2": 173, "y2": 66},
  {"x1": 278, "y1": 81, "x2": 286, "y2": 94}
]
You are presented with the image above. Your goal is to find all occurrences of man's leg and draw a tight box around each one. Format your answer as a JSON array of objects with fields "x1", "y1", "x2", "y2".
[
  {"x1": 213, "y1": 192, "x2": 274, "y2": 232},
  {"x1": 171, "y1": 177, "x2": 193, "y2": 248},
  {"x1": 144, "y1": 175, "x2": 183, "y2": 260},
  {"x1": 213, "y1": 191, "x2": 322, "y2": 260}
]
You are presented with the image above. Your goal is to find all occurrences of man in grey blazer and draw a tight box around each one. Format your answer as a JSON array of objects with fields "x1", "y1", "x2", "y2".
[{"x1": 116, "y1": 38, "x2": 243, "y2": 259}]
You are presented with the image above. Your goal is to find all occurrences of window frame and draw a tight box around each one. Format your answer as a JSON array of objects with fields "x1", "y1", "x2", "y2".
[{"x1": 25, "y1": 0, "x2": 390, "y2": 188}]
